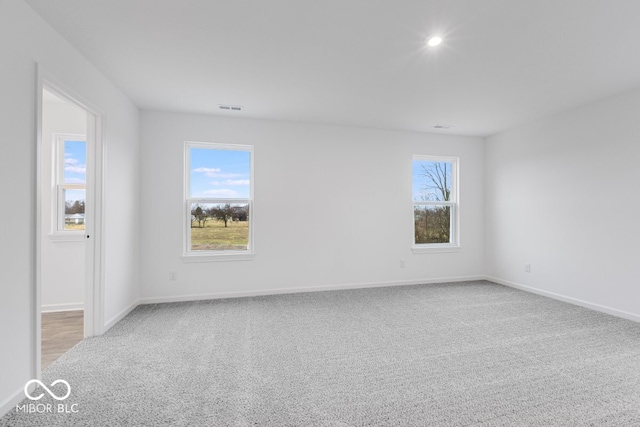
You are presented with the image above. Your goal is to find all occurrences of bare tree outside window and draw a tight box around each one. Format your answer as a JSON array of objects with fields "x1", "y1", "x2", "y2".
[
  {"x1": 191, "y1": 205, "x2": 208, "y2": 228},
  {"x1": 419, "y1": 162, "x2": 450, "y2": 202},
  {"x1": 413, "y1": 157, "x2": 457, "y2": 246}
]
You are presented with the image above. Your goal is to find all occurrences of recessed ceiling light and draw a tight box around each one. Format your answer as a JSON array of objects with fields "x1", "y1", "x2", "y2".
[{"x1": 426, "y1": 36, "x2": 443, "y2": 47}]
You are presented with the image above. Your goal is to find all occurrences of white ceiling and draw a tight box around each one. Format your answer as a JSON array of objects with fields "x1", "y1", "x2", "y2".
[{"x1": 24, "y1": 0, "x2": 640, "y2": 136}]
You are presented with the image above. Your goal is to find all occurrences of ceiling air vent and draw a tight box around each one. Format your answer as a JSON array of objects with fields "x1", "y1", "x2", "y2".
[
  {"x1": 434, "y1": 124, "x2": 454, "y2": 129},
  {"x1": 218, "y1": 104, "x2": 244, "y2": 112}
]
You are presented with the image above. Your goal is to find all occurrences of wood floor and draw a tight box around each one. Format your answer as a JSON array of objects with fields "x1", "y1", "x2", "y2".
[{"x1": 41, "y1": 310, "x2": 84, "y2": 369}]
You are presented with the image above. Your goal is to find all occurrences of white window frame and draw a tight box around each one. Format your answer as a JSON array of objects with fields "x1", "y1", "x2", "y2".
[
  {"x1": 51, "y1": 133, "x2": 86, "y2": 241},
  {"x1": 412, "y1": 155, "x2": 460, "y2": 253},
  {"x1": 182, "y1": 141, "x2": 255, "y2": 262}
]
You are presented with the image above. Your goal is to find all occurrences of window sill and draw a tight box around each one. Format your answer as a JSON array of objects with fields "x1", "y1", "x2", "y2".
[
  {"x1": 412, "y1": 245, "x2": 460, "y2": 254},
  {"x1": 181, "y1": 252, "x2": 255, "y2": 263},
  {"x1": 49, "y1": 233, "x2": 84, "y2": 243}
]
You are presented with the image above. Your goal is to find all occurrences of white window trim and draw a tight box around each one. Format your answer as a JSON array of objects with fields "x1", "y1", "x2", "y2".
[
  {"x1": 182, "y1": 141, "x2": 255, "y2": 262},
  {"x1": 411, "y1": 155, "x2": 460, "y2": 254},
  {"x1": 50, "y1": 133, "x2": 86, "y2": 239},
  {"x1": 50, "y1": 233, "x2": 85, "y2": 243}
]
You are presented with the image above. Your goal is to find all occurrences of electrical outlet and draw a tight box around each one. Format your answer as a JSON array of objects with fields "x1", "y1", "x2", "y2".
[
  {"x1": 524, "y1": 263, "x2": 531, "y2": 273},
  {"x1": 169, "y1": 271, "x2": 177, "y2": 281},
  {"x1": 400, "y1": 260, "x2": 406, "y2": 268}
]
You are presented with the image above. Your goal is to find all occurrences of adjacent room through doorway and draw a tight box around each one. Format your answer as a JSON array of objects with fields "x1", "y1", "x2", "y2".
[{"x1": 39, "y1": 88, "x2": 88, "y2": 368}]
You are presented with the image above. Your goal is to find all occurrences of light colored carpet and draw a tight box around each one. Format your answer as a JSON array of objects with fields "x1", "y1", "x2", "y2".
[{"x1": 3, "y1": 280, "x2": 640, "y2": 426}]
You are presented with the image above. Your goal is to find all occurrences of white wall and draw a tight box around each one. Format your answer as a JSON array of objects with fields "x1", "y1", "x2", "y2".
[
  {"x1": 0, "y1": 0, "x2": 139, "y2": 415},
  {"x1": 41, "y1": 97, "x2": 86, "y2": 311},
  {"x1": 139, "y1": 111, "x2": 485, "y2": 301},
  {"x1": 485, "y1": 86, "x2": 640, "y2": 321}
]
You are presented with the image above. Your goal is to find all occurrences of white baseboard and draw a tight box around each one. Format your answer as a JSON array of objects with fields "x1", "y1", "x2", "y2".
[
  {"x1": 0, "y1": 384, "x2": 27, "y2": 418},
  {"x1": 41, "y1": 302, "x2": 84, "y2": 313},
  {"x1": 138, "y1": 275, "x2": 486, "y2": 305},
  {"x1": 103, "y1": 300, "x2": 139, "y2": 332},
  {"x1": 487, "y1": 276, "x2": 640, "y2": 323}
]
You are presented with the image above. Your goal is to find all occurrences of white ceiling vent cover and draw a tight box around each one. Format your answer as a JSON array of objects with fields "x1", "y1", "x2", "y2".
[{"x1": 218, "y1": 104, "x2": 244, "y2": 112}]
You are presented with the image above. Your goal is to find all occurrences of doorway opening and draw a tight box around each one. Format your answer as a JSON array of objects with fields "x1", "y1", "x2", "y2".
[{"x1": 36, "y1": 72, "x2": 104, "y2": 377}]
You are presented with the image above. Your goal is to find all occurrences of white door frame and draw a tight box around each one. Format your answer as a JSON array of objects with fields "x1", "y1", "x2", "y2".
[{"x1": 35, "y1": 65, "x2": 105, "y2": 378}]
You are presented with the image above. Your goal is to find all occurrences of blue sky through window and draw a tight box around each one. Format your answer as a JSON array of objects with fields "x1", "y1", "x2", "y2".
[
  {"x1": 64, "y1": 140, "x2": 86, "y2": 184},
  {"x1": 190, "y1": 148, "x2": 251, "y2": 198},
  {"x1": 64, "y1": 140, "x2": 86, "y2": 202},
  {"x1": 412, "y1": 159, "x2": 451, "y2": 201}
]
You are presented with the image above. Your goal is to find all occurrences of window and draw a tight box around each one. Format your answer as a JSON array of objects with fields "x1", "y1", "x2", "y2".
[
  {"x1": 412, "y1": 155, "x2": 459, "y2": 252},
  {"x1": 184, "y1": 142, "x2": 254, "y2": 261},
  {"x1": 54, "y1": 134, "x2": 86, "y2": 233}
]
